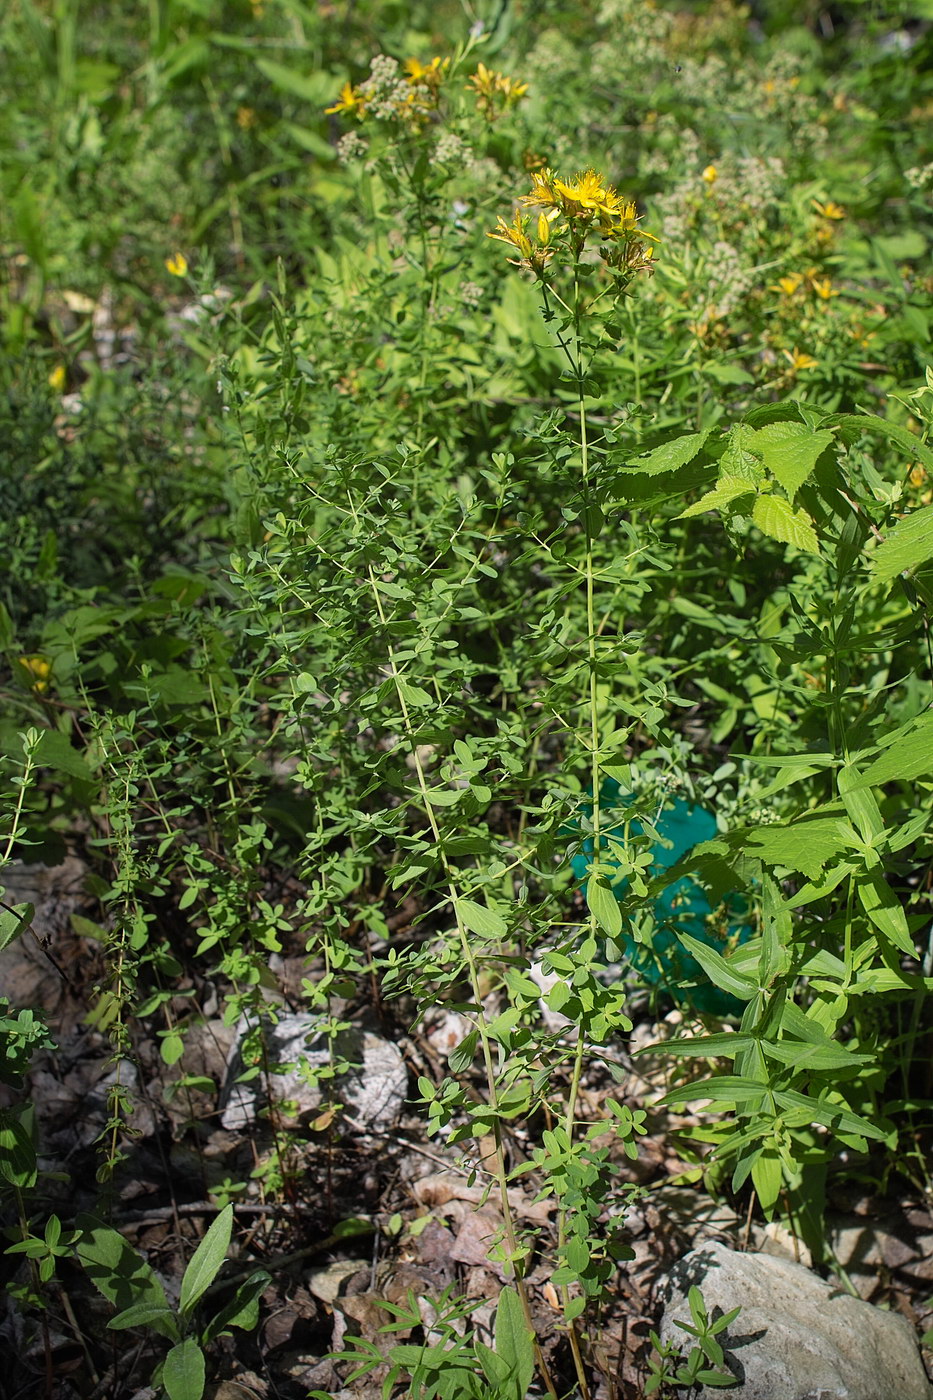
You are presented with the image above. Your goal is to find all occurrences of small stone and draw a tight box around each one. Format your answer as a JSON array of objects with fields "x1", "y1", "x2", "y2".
[
  {"x1": 657, "y1": 1240, "x2": 933, "y2": 1400},
  {"x1": 220, "y1": 1014, "x2": 407, "y2": 1133}
]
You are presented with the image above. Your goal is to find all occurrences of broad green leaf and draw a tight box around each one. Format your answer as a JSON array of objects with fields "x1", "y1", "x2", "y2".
[
  {"x1": 652, "y1": 1033, "x2": 751, "y2": 1059},
  {"x1": 476, "y1": 1340, "x2": 512, "y2": 1389},
  {"x1": 34, "y1": 728, "x2": 94, "y2": 782},
  {"x1": 752, "y1": 494, "x2": 820, "y2": 554},
  {"x1": 448, "y1": 1029, "x2": 479, "y2": 1073},
  {"x1": 662, "y1": 1075, "x2": 769, "y2": 1107},
  {"x1": 396, "y1": 678, "x2": 434, "y2": 708},
  {"x1": 748, "y1": 422, "x2": 834, "y2": 497},
  {"x1": 0, "y1": 902, "x2": 34, "y2": 955},
  {"x1": 838, "y1": 765, "x2": 884, "y2": 842},
  {"x1": 852, "y1": 712, "x2": 933, "y2": 787},
  {"x1": 871, "y1": 504, "x2": 933, "y2": 582},
  {"x1": 856, "y1": 869, "x2": 914, "y2": 957},
  {"x1": 761, "y1": 1040, "x2": 870, "y2": 1070},
  {"x1": 751, "y1": 1146, "x2": 782, "y2": 1216},
  {"x1": 626, "y1": 428, "x2": 712, "y2": 475},
  {"x1": 456, "y1": 898, "x2": 507, "y2": 939},
  {"x1": 743, "y1": 817, "x2": 855, "y2": 879},
  {"x1": 162, "y1": 1339, "x2": 206, "y2": 1400},
  {"x1": 494, "y1": 1286, "x2": 535, "y2": 1399},
  {"x1": 0, "y1": 1110, "x2": 38, "y2": 1188},
  {"x1": 679, "y1": 475, "x2": 756, "y2": 519},
  {"x1": 76, "y1": 1216, "x2": 169, "y2": 1313},
  {"x1": 202, "y1": 1270, "x2": 271, "y2": 1342},
  {"x1": 676, "y1": 933, "x2": 756, "y2": 1000},
  {"x1": 108, "y1": 1302, "x2": 179, "y2": 1341},
  {"x1": 586, "y1": 877, "x2": 622, "y2": 938},
  {"x1": 827, "y1": 413, "x2": 933, "y2": 475},
  {"x1": 720, "y1": 423, "x2": 764, "y2": 482},
  {"x1": 179, "y1": 1205, "x2": 233, "y2": 1318},
  {"x1": 773, "y1": 1089, "x2": 888, "y2": 1142},
  {"x1": 255, "y1": 58, "x2": 336, "y2": 105}
]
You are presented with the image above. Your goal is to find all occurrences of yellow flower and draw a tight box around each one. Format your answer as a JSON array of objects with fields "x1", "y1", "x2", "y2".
[
  {"x1": 48, "y1": 364, "x2": 66, "y2": 392},
  {"x1": 467, "y1": 62, "x2": 528, "y2": 116},
  {"x1": 520, "y1": 168, "x2": 561, "y2": 211},
  {"x1": 813, "y1": 199, "x2": 845, "y2": 220},
  {"x1": 404, "y1": 56, "x2": 449, "y2": 89},
  {"x1": 18, "y1": 655, "x2": 51, "y2": 694},
  {"x1": 784, "y1": 347, "x2": 819, "y2": 372},
  {"x1": 771, "y1": 272, "x2": 803, "y2": 296},
  {"x1": 552, "y1": 168, "x2": 621, "y2": 217},
  {"x1": 165, "y1": 252, "x2": 188, "y2": 277},
  {"x1": 701, "y1": 164, "x2": 718, "y2": 184},
  {"x1": 809, "y1": 276, "x2": 839, "y2": 300},
  {"x1": 909, "y1": 465, "x2": 927, "y2": 488},
  {"x1": 486, "y1": 211, "x2": 554, "y2": 274},
  {"x1": 487, "y1": 212, "x2": 534, "y2": 259},
  {"x1": 236, "y1": 106, "x2": 258, "y2": 130},
  {"x1": 325, "y1": 81, "x2": 366, "y2": 117},
  {"x1": 537, "y1": 212, "x2": 552, "y2": 246}
]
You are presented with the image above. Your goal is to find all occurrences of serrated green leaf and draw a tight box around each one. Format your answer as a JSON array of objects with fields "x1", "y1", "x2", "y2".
[
  {"x1": 179, "y1": 1205, "x2": 232, "y2": 1317},
  {"x1": 743, "y1": 817, "x2": 855, "y2": 879},
  {"x1": 870, "y1": 504, "x2": 933, "y2": 583},
  {"x1": 749, "y1": 422, "x2": 834, "y2": 497},
  {"x1": 752, "y1": 494, "x2": 820, "y2": 554},
  {"x1": 627, "y1": 428, "x2": 712, "y2": 475},
  {"x1": 679, "y1": 475, "x2": 756, "y2": 519},
  {"x1": 163, "y1": 1338, "x2": 206, "y2": 1400}
]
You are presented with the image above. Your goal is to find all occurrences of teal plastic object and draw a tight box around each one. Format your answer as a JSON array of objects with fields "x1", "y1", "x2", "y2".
[{"x1": 570, "y1": 784, "x2": 752, "y2": 1016}]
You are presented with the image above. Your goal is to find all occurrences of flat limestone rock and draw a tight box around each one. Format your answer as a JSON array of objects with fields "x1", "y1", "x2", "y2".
[
  {"x1": 220, "y1": 1013, "x2": 408, "y2": 1133},
  {"x1": 658, "y1": 1241, "x2": 933, "y2": 1400}
]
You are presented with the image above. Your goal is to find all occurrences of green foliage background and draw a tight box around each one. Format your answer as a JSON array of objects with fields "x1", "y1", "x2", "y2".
[{"x1": 1, "y1": 0, "x2": 932, "y2": 1395}]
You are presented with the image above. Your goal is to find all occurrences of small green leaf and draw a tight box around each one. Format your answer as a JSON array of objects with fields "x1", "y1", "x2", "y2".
[
  {"x1": 108, "y1": 1302, "x2": 180, "y2": 1340},
  {"x1": 0, "y1": 903, "x2": 34, "y2": 955},
  {"x1": 202, "y1": 1269, "x2": 271, "y2": 1342},
  {"x1": 871, "y1": 504, "x2": 933, "y2": 582},
  {"x1": 179, "y1": 1205, "x2": 233, "y2": 1318},
  {"x1": 448, "y1": 1029, "x2": 479, "y2": 1073},
  {"x1": 586, "y1": 877, "x2": 622, "y2": 938},
  {"x1": 456, "y1": 897, "x2": 507, "y2": 939},
  {"x1": 162, "y1": 1338, "x2": 206, "y2": 1400}
]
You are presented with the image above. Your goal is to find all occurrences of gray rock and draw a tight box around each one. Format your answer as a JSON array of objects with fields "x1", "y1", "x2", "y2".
[
  {"x1": 658, "y1": 1240, "x2": 933, "y2": 1400},
  {"x1": 221, "y1": 1013, "x2": 408, "y2": 1133}
]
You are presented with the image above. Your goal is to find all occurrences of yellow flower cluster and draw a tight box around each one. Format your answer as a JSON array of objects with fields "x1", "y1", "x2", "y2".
[
  {"x1": 466, "y1": 62, "x2": 528, "y2": 119},
  {"x1": 326, "y1": 56, "x2": 451, "y2": 124},
  {"x1": 488, "y1": 168, "x2": 657, "y2": 279},
  {"x1": 770, "y1": 268, "x2": 841, "y2": 301}
]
